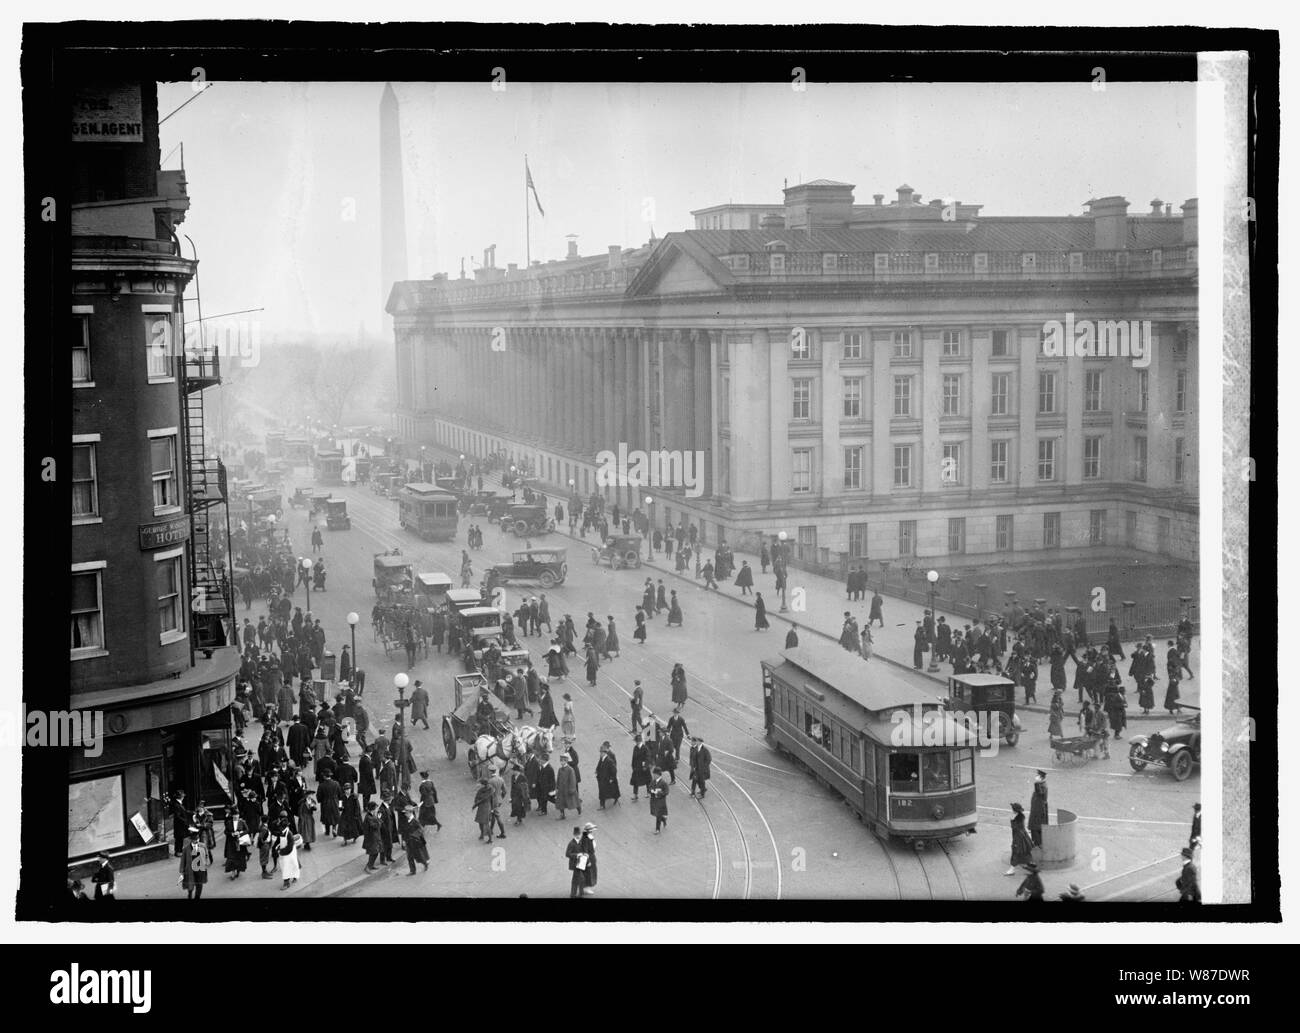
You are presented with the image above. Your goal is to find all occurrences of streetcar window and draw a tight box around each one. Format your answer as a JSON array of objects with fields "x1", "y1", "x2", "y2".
[
  {"x1": 889, "y1": 752, "x2": 920, "y2": 791},
  {"x1": 850, "y1": 737, "x2": 860, "y2": 774},
  {"x1": 863, "y1": 740, "x2": 875, "y2": 782},
  {"x1": 921, "y1": 753, "x2": 952, "y2": 792},
  {"x1": 953, "y1": 748, "x2": 974, "y2": 788}
]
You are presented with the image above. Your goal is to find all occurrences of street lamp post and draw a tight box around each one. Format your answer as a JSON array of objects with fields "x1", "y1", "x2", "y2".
[
  {"x1": 302, "y1": 556, "x2": 314, "y2": 611},
  {"x1": 644, "y1": 495, "x2": 653, "y2": 543},
  {"x1": 777, "y1": 530, "x2": 789, "y2": 611},
  {"x1": 393, "y1": 673, "x2": 411, "y2": 793},
  {"x1": 347, "y1": 611, "x2": 359, "y2": 689},
  {"x1": 926, "y1": 569, "x2": 940, "y2": 672}
]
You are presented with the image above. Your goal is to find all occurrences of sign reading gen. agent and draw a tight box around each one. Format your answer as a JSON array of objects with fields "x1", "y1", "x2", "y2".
[
  {"x1": 71, "y1": 84, "x2": 144, "y2": 143},
  {"x1": 139, "y1": 516, "x2": 190, "y2": 550}
]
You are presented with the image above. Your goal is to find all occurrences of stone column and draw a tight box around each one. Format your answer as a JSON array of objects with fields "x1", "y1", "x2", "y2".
[
  {"x1": 598, "y1": 329, "x2": 614, "y2": 455},
  {"x1": 692, "y1": 330, "x2": 713, "y2": 498},
  {"x1": 730, "y1": 328, "x2": 770, "y2": 503},
  {"x1": 612, "y1": 330, "x2": 627, "y2": 449}
]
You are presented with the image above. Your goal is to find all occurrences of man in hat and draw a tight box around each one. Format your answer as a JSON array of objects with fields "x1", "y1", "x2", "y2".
[
  {"x1": 377, "y1": 791, "x2": 397, "y2": 865},
  {"x1": 565, "y1": 825, "x2": 588, "y2": 898},
  {"x1": 1028, "y1": 771, "x2": 1049, "y2": 846},
  {"x1": 91, "y1": 852, "x2": 116, "y2": 901},
  {"x1": 579, "y1": 822, "x2": 598, "y2": 895},
  {"x1": 1189, "y1": 802, "x2": 1202, "y2": 852},
  {"x1": 688, "y1": 735, "x2": 712, "y2": 799},
  {"x1": 402, "y1": 805, "x2": 430, "y2": 874},
  {"x1": 1176, "y1": 847, "x2": 1201, "y2": 903},
  {"x1": 913, "y1": 622, "x2": 927, "y2": 669},
  {"x1": 1015, "y1": 862, "x2": 1045, "y2": 901}
]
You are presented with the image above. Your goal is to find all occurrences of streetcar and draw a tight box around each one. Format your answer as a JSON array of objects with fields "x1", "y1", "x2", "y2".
[
  {"x1": 761, "y1": 645, "x2": 978, "y2": 844},
  {"x1": 397, "y1": 483, "x2": 459, "y2": 541}
]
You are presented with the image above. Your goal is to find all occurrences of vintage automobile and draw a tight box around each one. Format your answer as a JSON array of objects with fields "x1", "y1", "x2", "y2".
[
  {"x1": 483, "y1": 548, "x2": 568, "y2": 591},
  {"x1": 308, "y1": 490, "x2": 333, "y2": 516},
  {"x1": 289, "y1": 487, "x2": 312, "y2": 509},
  {"x1": 944, "y1": 672, "x2": 1021, "y2": 747},
  {"x1": 373, "y1": 552, "x2": 413, "y2": 599},
  {"x1": 1129, "y1": 707, "x2": 1201, "y2": 780},
  {"x1": 325, "y1": 498, "x2": 352, "y2": 530},
  {"x1": 445, "y1": 587, "x2": 486, "y2": 614},
  {"x1": 463, "y1": 625, "x2": 532, "y2": 681},
  {"x1": 247, "y1": 488, "x2": 283, "y2": 519},
  {"x1": 592, "y1": 534, "x2": 643, "y2": 570},
  {"x1": 504, "y1": 503, "x2": 556, "y2": 537},
  {"x1": 465, "y1": 489, "x2": 515, "y2": 523},
  {"x1": 415, "y1": 572, "x2": 454, "y2": 612}
]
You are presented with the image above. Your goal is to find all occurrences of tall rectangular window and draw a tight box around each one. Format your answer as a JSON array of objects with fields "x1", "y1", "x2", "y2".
[
  {"x1": 893, "y1": 445, "x2": 912, "y2": 488},
  {"x1": 72, "y1": 314, "x2": 92, "y2": 383},
  {"x1": 892, "y1": 330, "x2": 913, "y2": 359},
  {"x1": 848, "y1": 522, "x2": 869, "y2": 559},
  {"x1": 941, "y1": 442, "x2": 962, "y2": 485},
  {"x1": 1089, "y1": 509, "x2": 1107, "y2": 545},
  {"x1": 942, "y1": 373, "x2": 962, "y2": 416},
  {"x1": 941, "y1": 330, "x2": 962, "y2": 356},
  {"x1": 1175, "y1": 369, "x2": 1188, "y2": 413},
  {"x1": 790, "y1": 328, "x2": 809, "y2": 359},
  {"x1": 843, "y1": 377, "x2": 863, "y2": 419},
  {"x1": 843, "y1": 446, "x2": 863, "y2": 490},
  {"x1": 898, "y1": 520, "x2": 917, "y2": 557},
  {"x1": 990, "y1": 372, "x2": 1010, "y2": 415},
  {"x1": 156, "y1": 552, "x2": 185, "y2": 639},
  {"x1": 71, "y1": 566, "x2": 105, "y2": 655},
  {"x1": 791, "y1": 448, "x2": 812, "y2": 494},
  {"x1": 1083, "y1": 436, "x2": 1103, "y2": 479},
  {"x1": 1137, "y1": 369, "x2": 1149, "y2": 413},
  {"x1": 72, "y1": 442, "x2": 99, "y2": 519},
  {"x1": 1174, "y1": 436, "x2": 1185, "y2": 483},
  {"x1": 791, "y1": 378, "x2": 812, "y2": 420},
  {"x1": 145, "y1": 313, "x2": 173, "y2": 380},
  {"x1": 843, "y1": 332, "x2": 863, "y2": 359},
  {"x1": 996, "y1": 515, "x2": 1014, "y2": 552},
  {"x1": 990, "y1": 440, "x2": 1009, "y2": 483},
  {"x1": 1126, "y1": 510, "x2": 1138, "y2": 548},
  {"x1": 1084, "y1": 370, "x2": 1103, "y2": 411},
  {"x1": 797, "y1": 525, "x2": 818, "y2": 563},
  {"x1": 1037, "y1": 438, "x2": 1056, "y2": 481},
  {"x1": 1037, "y1": 370, "x2": 1057, "y2": 414},
  {"x1": 150, "y1": 433, "x2": 179, "y2": 511},
  {"x1": 1132, "y1": 435, "x2": 1148, "y2": 482},
  {"x1": 893, "y1": 376, "x2": 912, "y2": 417},
  {"x1": 1043, "y1": 512, "x2": 1061, "y2": 549},
  {"x1": 947, "y1": 517, "x2": 966, "y2": 554},
  {"x1": 991, "y1": 329, "x2": 1010, "y2": 357}
]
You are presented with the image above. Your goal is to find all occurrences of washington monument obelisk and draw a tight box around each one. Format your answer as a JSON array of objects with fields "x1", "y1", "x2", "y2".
[{"x1": 379, "y1": 82, "x2": 407, "y2": 334}]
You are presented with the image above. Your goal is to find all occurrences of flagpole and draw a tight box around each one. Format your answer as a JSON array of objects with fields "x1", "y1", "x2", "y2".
[{"x1": 525, "y1": 154, "x2": 531, "y2": 271}]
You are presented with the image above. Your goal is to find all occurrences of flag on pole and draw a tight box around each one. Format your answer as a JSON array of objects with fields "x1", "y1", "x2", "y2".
[{"x1": 526, "y1": 159, "x2": 545, "y2": 217}]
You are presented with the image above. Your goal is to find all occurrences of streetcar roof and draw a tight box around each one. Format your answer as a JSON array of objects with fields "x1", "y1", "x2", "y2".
[
  {"x1": 402, "y1": 482, "x2": 456, "y2": 496},
  {"x1": 773, "y1": 646, "x2": 944, "y2": 714},
  {"x1": 374, "y1": 555, "x2": 411, "y2": 569},
  {"x1": 948, "y1": 672, "x2": 1015, "y2": 688}
]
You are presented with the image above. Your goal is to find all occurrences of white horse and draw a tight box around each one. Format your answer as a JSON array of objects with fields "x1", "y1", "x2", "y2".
[{"x1": 472, "y1": 725, "x2": 555, "y2": 776}]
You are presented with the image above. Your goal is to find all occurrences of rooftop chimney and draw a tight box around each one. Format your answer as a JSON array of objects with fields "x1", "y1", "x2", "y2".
[
  {"x1": 607, "y1": 245, "x2": 623, "y2": 269},
  {"x1": 1165, "y1": 203, "x2": 1172, "y2": 217},
  {"x1": 873, "y1": 193, "x2": 884, "y2": 206},
  {"x1": 566, "y1": 235, "x2": 579, "y2": 259},
  {"x1": 1181, "y1": 198, "x2": 1197, "y2": 243},
  {"x1": 507, "y1": 263, "x2": 518, "y2": 275},
  {"x1": 760, "y1": 211, "x2": 784, "y2": 230},
  {"x1": 1086, "y1": 196, "x2": 1130, "y2": 250},
  {"x1": 1149, "y1": 198, "x2": 1164, "y2": 215},
  {"x1": 896, "y1": 184, "x2": 914, "y2": 206}
]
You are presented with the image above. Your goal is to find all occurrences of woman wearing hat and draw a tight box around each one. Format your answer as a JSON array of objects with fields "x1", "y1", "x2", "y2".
[
  {"x1": 1028, "y1": 772, "x2": 1049, "y2": 847},
  {"x1": 629, "y1": 734, "x2": 651, "y2": 801},
  {"x1": 223, "y1": 807, "x2": 251, "y2": 879},
  {"x1": 634, "y1": 607, "x2": 648, "y2": 645},
  {"x1": 649, "y1": 767, "x2": 670, "y2": 833},
  {"x1": 339, "y1": 783, "x2": 364, "y2": 845},
  {"x1": 1016, "y1": 862, "x2": 1045, "y2": 901},
  {"x1": 1006, "y1": 802, "x2": 1035, "y2": 875},
  {"x1": 605, "y1": 616, "x2": 620, "y2": 658},
  {"x1": 754, "y1": 592, "x2": 770, "y2": 631},
  {"x1": 630, "y1": 682, "x2": 646, "y2": 735},
  {"x1": 584, "y1": 644, "x2": 600, "y2": 688},
  {"x1": 298, "y1": 789, "x2": 318, "y2": 852},
  {"x1": 667, "y1": 591, "x2": 683, "y2": 628},
  {"x1": 595, "y1": 742, "x2": 620, "y2": 808},
  {"x1": 670, "y1": 663, "x2": 688, "y2": 710}
]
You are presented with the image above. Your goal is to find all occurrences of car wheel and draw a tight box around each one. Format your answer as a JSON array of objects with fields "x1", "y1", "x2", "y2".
[
  {"x1": 539, "y1": 571, "x2": 557, "y2": 588},
  {"x1": 1171, "y1": 750, "x2": 1195, "y2": 781},
  {"x1": 515, "y1": 520, "x2": 529, "y2": 535}
]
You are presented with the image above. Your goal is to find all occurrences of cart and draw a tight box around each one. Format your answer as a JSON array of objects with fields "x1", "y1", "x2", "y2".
[
  {"x1": 1050, "y1": 733, "x2": 1105, "y2": 764},
  {"x1": 441, "y1": 671, "x2": 512, "y2": 779}
]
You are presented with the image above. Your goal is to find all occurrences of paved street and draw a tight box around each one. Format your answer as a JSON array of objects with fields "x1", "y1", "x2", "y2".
[{"x1": 112, "y1": 464, "x2": 1200, "y2": 903}]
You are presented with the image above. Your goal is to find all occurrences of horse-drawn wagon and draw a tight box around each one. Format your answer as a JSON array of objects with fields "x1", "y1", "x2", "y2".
[{"x1": 441, "y1": 672, "x2": 554, "y2": 780}]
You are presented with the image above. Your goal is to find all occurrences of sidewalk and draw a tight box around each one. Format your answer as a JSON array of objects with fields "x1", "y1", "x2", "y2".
[{"x1": 556, "y1": 521, "x2": 1200, "y2": 721}]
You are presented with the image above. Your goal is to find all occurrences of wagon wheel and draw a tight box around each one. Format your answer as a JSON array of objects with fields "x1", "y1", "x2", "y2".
[
  {"x1": 1171, "y1": 750, "x2": 1194, "y2": 781},
  {"x1": 442, "y1": 719, "x2": 457, "y2": 760},
  {"x1": 626, "y1": 551, "x2": 640, "y2": 568},
  {"x1": 539, "y1": 570, "x2": 558, "y2": 588},
  {"x1": 514, "y1": 519, "x2": 530, "y2": 536}
]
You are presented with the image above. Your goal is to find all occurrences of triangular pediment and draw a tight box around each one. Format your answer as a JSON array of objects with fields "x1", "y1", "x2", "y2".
[{"x1": 626, "y1": 234, "x2": 735, "y2": 297}]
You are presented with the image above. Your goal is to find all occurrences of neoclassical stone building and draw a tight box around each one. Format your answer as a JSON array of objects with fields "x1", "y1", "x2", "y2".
[{"x1": 389, "y1": 180, "x2": 1198, "y2": 566}]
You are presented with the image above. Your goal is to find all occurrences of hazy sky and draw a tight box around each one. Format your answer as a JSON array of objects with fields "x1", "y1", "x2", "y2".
[{"x1": 156, "y1": 79, "x2": 1196, "y2": 337}]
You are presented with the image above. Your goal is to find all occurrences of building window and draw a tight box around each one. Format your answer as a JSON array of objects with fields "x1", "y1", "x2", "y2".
[
  {"x1": 145, "y1": 312, "x2": 174, "y2": 380},
  {"x1": 72, "y1": 441, "x2": 99, "y2": 519},
  {"x1": 941, "y1": 330, "x2": 962, "y2": 356},
  {"x1": 848, "y1": 522, "x2": 868, "y2": 559},
  {"x1": 1175, "y1": 369, "x2": 1188, "y2": 413},
  {"x1": 996, "y1": 515, "x2": 1014, "y2": 552},
  {"x1": 1174, "y1": 436, "x2": 1185, "y2": 483},
  {"x1": 893, "y1": 445, "x2": 912, "y2": 488},
  {"x1": 72, "y1": 314, "x2": 92, "y2": 383},
  {"x1": 843, "y1": 446, "x2": 863, "y2": 490},
  {"x1": 790, "y1": 329, "x2": 810, "y2": 360},
  {"x1": 1126, "y1": 510, "x2": 1139, "y2": 548},
  {"x1": 941, "y1": 373, "x2": 962, "y2": 416},
  {"x1": 1133, "y1": 435, "x2": 1148, "y2": 482},
  {"x1": 843, "y1": 377, "x2": 863, "y2": 419},
  {"x1": 947, "y1": 517, "x2": 966, "y2": 554},
  {"x1": 990, "y1": 372, "x2": 1010, "y2": 416},
  {"x1": 941, "y1": 443, "x2": 963, "y2": 486},
  {"x1": 1089, "y1": 509, "x2": 1107, "y2": 545},
  {"x1": 791, "y1": 448, "x2": 812, "y2": 494},
  {"x1": 1137, "y1": 369, "x2": 1149, "y2": 413},
  {"x1": 843, "y1": 332, "x2": 863, "y2": 359},
  {"x1": 156, "y1": 551, "x2": 186, "y2": 641},
  {"x1": 798, "y1": 525, "x2": 818, "y2": 563},
  {"x1": 1084, "y1": 370, "x2": 1103, "y2": 412},
  {"x1": 1037, "y1": 438, "x2": 1056, "y2": 481},
  {"x1": 991, "y1": 329, "x2": 1010, "y2": 357},
  {"x1": 71, "y1": 565, "x2": 105, "y2": 656},
  {"x1": 893, "y1": 376, "x2": 913, "y2": 417},
  {"x1": 1037, "y1": 370, "x2": 1057, "y2": 414},
  {"x1": 898, "y1": 520, "x2": 917, "y2": 557},
  {"x1": 892, "y1": 330, "x2": 913, "y2": 359},
  {"x1": 990, "y1": 440, "x2": 1009, "y2": 483},
  {"x1": 770, "y1": 252, "x2": 786, "y2": 274},
  {"x1": 150, "y1": 433, "x2": 180, "y2": 511},
  {"x1": 1083, "y1": 436, "x2": 1103, "y2": 479},
  {"x1": 792, "y1": 378, "x2": 812, "y2": 420},
  {"x1": 1043, "y1": 512, "x2": 1061, "y2": 549}
]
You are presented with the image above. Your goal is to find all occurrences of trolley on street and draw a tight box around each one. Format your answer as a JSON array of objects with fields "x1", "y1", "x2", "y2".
[{"x1": 398, "y1": 483, "x2": 459, "y2": 541}]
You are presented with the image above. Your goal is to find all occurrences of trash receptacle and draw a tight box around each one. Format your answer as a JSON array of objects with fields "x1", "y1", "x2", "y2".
[{"x1": 321, "y1": 651, "x2": 336, "y2": 681}]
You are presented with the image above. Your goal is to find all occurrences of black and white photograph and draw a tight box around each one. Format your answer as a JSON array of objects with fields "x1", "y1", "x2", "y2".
[{"x1": 9, "y1": 14, "x2": 1279, "y2": 944}]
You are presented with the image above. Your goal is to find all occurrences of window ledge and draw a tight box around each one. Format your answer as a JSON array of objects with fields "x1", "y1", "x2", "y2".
[
  {"x1": 148, "y1": 377, "x2": 177, "y2": 385},
  {"x1": 160, "y1": 629, "x2": 188, "y2": 646},
  {"x1": 71, "y1": 648, "x2": 109, "y2": 662},
  {"x1": 154, "y1": 505, "x2": 184, "y2": 517},
  {"x1": 73, "y1": 381, "x2": 97, "y2": 389},
  {"x1": 72, "y1": 515, "x2": 103, "y2": 526}
]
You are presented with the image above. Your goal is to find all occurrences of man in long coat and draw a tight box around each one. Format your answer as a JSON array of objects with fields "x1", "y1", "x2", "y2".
[
  {"x1": 630, "y1": 734, "x2": 651, "y2": 801},
  {"x1": 317, "y1": 774, "x2": 341, "y2": 838},
  {"x1": 555, "y1": 756, "x2": 581, "y2": 818},
  {"x1": 409, "y1": 680, "x2": 430, "y2": 730},
  {"x1": 533, "y1": 756, "x2": 556, "y2": 815},
  {"x1": 688, "y1": 736, "x2": 712, "y2": 799},
  {"x1": 287, "y1": 716, "x2": 312, "y2": 767},
  {"x1": 1027, "y1": 771, "x2": 1049, "y2": 846}
]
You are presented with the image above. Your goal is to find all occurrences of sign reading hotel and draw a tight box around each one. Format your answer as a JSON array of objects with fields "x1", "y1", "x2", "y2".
[
  {"x1": 71, "y1": 84, "x2": 144, "y2": 143},
  {"x1": 139, "y1": 516, "x2": 190, "y2": 550}
]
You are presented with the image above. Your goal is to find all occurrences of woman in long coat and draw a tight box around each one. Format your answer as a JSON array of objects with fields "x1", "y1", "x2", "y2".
[
  {"x1": 1006, "y1": 802, "x2": 1034, "y2": 874},
  {"x1": 277, "y1": 680, "x2": 297, "y2": 726},
  {"x1": 537, "y1": 686, "x2": 559, "y2": 730},
  {"x1": 339, "y1": 785, "x2": 363, "y2": 844},
  {"x1": 509, "y1": 765, "x2": 530, "y2": 824},
  {"x1": 1028, "y1": 776, "x2": 1049, "y2": 846},
  {"x1": 860, "y1": 625, "x2": 874, "y2": 660},
  {"x1": 1137, "y1": 673, "x2": 1156, "y2": 714},
  {"x1": 402, "y1": 808, "x2": 430, "y2": 872},
  {"x1": 633, "y1": 608, "x2": 648, "y2": 644},
  {"x1": 1106, "y1": 620, "x2": 1126, "y2": 660},
  {"x1": 1104, "y1": 689, "x2": 1128, "y2": 738},
  {"x1": 642, "y1": 581, "x2": 656, "y2": 619},
  {"x1": 595, "y1": 743, "x2": 620, "y2": 807},
  {"x1": 584, "y1": 646, "x2": 599, "y2": 688},
  {"x1": 311, "y1": 725, "x2": 331, "y2": 779},
  {"x1": 1049, "y1": 646, "x2": 1067, "y2": 692},
  {"x1": 649, "y1": 769, "x2": 670, "y2": 833},
  {"x1": 630, "y1": 683, "x2": 645, "y2": 733},
  {"x1": 605, "y1": 617, "x2": 620, "y2": 657},
  {"x1": 358, "y1": 753, "x2": 377, "y2": 802},
  {"x1": 562, "y1": 693, "x2": 577, "y2": 737},
  {"x1": 297, "y1": 791, "x2": 317, "y2": 851},
  {"x1": 666, "y1": 592, "x2": 683, "y2": 628},
  {"x1": 670, "y1": 664, "x2": 688, "y2": 708},
  {"x1": 734, "y1": 561, "x2": 754, "y2": 595},
  {"x1": 1047, "y1": 692, "x2": 1065, "y2": 738},
  {"x1": 472, "y1": 779, "x2": 495, "y2": 841},
  {"x1": 555, "y1": 757, "x2": 581, "y2": 818},
  {"x1": 754, "y1": 592, "x2": 770, "y2": 630},
  {"x1": 223, "y1": 810, "x2": 250, "y2": 878},
  {"x1": 629, "y1": 735, "x2": 651, "y2": 800}
]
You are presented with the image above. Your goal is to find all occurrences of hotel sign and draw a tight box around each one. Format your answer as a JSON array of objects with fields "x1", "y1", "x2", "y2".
[
  {"x1": 139, "y1": 516, "x2": 190, "y2": 550},
  {"x1": 72, "y1": 84, "x2": 144, "y2": 143}
]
